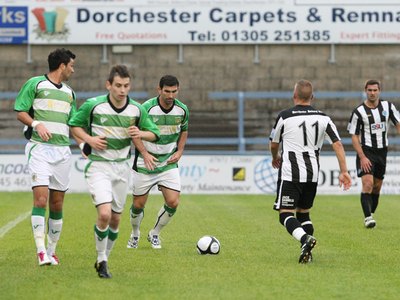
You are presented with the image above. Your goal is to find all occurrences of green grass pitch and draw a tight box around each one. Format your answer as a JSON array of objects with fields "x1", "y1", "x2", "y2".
[{"x1": 0, "y1": 192, "x2": 399, "y2": 299}]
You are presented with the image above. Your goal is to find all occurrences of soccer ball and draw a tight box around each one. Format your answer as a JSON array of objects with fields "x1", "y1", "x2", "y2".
[{"x1": 196, "y1": 236, "x2": 220, "y2": 255}]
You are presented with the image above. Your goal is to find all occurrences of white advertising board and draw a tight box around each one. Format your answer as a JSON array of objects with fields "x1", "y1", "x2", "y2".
[
  {"x1": 1, "y1": 0, "x2": 400, "y2": 44},
  {"x1": 1, "y1": 153, "x2": 400, "y2": 195}
]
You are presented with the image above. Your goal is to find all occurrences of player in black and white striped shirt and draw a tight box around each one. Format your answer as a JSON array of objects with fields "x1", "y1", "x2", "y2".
[
  {"x1": 270, "y1": 79, "x2": 351, "y2": 263},
  {"x1": 348, "y1": 79, "x2": 400, "y2": 228}
]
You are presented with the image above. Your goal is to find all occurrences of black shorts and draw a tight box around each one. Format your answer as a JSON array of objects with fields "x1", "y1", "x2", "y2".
[
  {"x1": 273, "y1": 180, "x2": 317, "y2": 211},
  {"x1": 356, "y1": 146, "x2": 387, "y2": 179}
]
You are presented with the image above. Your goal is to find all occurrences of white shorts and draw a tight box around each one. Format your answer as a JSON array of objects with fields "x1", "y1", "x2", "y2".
[
  {"x1": 25, "y1": 142, "x2": 72, "y2": 191},
  {"x1": 132, "y1": 168, "x2": 181, "y2": 196},
  {"x1": 85, "y1": 160, "x2": 131, "y2": 213}
]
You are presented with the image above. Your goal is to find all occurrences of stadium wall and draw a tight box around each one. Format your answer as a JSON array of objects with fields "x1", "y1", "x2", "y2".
[
  {"x1": 2, "y1": 44, "x2": 400, "y2": 113},
  {"x1": 2, "y1": 44, "x2": 400, "y2": 153}
]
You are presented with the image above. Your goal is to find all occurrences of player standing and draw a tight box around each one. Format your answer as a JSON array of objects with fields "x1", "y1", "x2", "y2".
[
  {"x1": 348, "y1": 79, "x2": 400, "y2": 228},
  {"x1": 14, "y1": 48, "x2": 78, "y2": 266},
  {"x1": 127, "y1": 75, "x2": 189, "y2": 250},
  {"x1": 69, "y1": 65, "x2": 159, "y2": 278},
  {"x1": 270, "y1": 79, "x2": 351, "y2": 263}
]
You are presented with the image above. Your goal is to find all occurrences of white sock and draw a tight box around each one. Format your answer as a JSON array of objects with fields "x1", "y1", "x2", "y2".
[
  {"x1": 47, "y1": 218, "x2": 63, "y2": 255},
  {"x1": 152, "y1": 205, "x2": 176, "y2": 235},
  {"x1": 32, "y1": 215, "x2": 46, "y2": 253},
  {"x1": 106, "y1": 227, "x2": 119, "y2": 258},
  {"x1": 94, "y1": 225, "x2": 109, "y2": 263},
  {"x1": 130, "y1": 208, "x2": 143, "y2": 237},
  {"x1": 292, "y1": 227, "x2": 307, "y2": 242}
]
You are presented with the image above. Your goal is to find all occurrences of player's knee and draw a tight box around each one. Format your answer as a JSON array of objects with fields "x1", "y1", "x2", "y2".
[
  {"x1": 373, "y1": 181, "x2": 382, "y2": 192},
  {"x1": 279, "y1": 212, "x2": 294, "y2": 226},
  {"x1": 133, "y1": 196, "x2": 147, "y2": 209},
  {"x1": 34, "y1": 196, "x2": 48, "y2": 208},
  {"x1": 362, "y1": 182, "x2": 373, "y2": 192},
  {"x1": 98, "y1": 211, "x2": 111, "y2": 224},
  {"x1": 166, "y1": 198, "x2": 179, "y2": 209}
]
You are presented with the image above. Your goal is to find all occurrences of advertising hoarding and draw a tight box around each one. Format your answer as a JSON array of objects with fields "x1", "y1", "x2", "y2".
[{"x1": 1, "y1": 0, "x2": 400, "y2": 44}]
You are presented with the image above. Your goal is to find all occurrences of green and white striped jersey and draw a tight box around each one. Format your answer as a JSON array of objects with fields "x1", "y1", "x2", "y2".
[
  {"x1": 14, "y1": 75, "x2": 77, "y2": 146},
  {"x1": 134, "y1": 97, "x2": 189, "y2": 174},
  {"x1": 69, "y1": 94, "x2": 159, "y2": 162}
]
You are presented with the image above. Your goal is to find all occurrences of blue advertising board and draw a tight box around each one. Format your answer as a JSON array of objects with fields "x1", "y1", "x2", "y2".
[{"x1": 0, "y1": 6, "x2": 28, "y2": 44}]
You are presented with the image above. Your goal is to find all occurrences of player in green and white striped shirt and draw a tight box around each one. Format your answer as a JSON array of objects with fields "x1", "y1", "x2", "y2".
[
  {"x1": 127, "y1": 75, "x2": 189, "y2": 250},
  {"x1": 69, "y1": 65, "x2": 159, "y2": 279},
  {"x1": 14, "y1": 48, "x2": 77, "y2": 267}
]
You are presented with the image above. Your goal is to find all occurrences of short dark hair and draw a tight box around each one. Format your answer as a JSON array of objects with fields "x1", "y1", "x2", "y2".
[
  {"x1": 364, "y1": 79, "x2": 381, "y2": 90},
  {"x1": 159, "y1": 75, "x2": 179, "y2": 88},
  {"x1": 48, "y1": 48, "x2": 75, "y2": 72},
  {"x1": 108, "y1": 65, "x2": 131, "y2": 84},
  {"x1": 295, "y1": 79, "x2": 313, "y2": 101}
]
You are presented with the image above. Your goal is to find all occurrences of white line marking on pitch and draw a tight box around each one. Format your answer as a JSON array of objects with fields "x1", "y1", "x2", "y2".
[{"x1": 0, "y1": 211, "x2": 30, "y2": 239}]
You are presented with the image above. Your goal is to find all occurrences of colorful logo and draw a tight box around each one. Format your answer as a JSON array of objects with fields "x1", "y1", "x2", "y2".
[
  {"x1": 31, "y1": 7, "x2": 69, "y2": 41},
  {"x1": 232, "y1": 167, "x2": 245, "y2": 181}
]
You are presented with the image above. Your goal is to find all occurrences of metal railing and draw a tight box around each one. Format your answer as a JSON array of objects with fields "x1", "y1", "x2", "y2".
[
  {"x1": 206, "y1": 91, "x2": 400, "y2": 153},
  {"x1": 2, "y1": 90, "x2": 400, "y2": 154}
]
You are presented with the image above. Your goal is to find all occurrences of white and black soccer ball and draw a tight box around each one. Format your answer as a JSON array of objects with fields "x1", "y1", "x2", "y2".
[{"x1": 196, "y1": 236, "x2": 220, "y2": 255}]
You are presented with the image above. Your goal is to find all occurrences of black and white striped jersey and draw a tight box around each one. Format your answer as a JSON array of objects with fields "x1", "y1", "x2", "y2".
[
  {"x1": 347, "y1": 100, "x2": 400, "y2": 148},
  {"x1": 270, "y1": 105, "x2": 341, "y2": 183}
]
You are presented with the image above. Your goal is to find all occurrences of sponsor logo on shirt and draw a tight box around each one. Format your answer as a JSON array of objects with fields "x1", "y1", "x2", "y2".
[{"x1": 371, "y1": 122, "x2": 385, "y2": 133}]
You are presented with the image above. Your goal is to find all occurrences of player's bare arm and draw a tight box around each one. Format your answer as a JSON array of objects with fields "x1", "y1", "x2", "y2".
[
  {"x1": 332, "y1": 141, "x2": 352, "y2": 190},
  {"x1": 167, "y1": 131, "x2": 188, "y2": 164},
  {"x1": 71, "y1": 126, "x2": 107, "y2": 151},
  {"x1": 351, "y1": 134, "x2": 371, "y2": 173},
  {"x1": 269, "y1": 141, "x2": 281, "y2": 169},
  {"x1": 70, "y1": 130, "x2": 87, "y2": 158},
  {"x1": 132, "y1": 138, "x2": 157, "y2": 170},
  {"x1": 128, "y1": 126, "x2": 157, "y2": 142},
  {"x1": 16, "y1": 111, "x2": 52, "y2": 142}
]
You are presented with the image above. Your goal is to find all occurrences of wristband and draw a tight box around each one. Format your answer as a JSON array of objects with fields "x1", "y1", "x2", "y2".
[
  {"x1": 31, "y1": 120, "x2": 40, "y2": 128},
  {"x1": 79, "y1": 143, "x2": 85, "y2": 150}
]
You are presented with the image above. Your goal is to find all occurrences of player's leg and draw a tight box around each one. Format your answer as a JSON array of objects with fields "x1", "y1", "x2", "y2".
[
  {"x1": 296, "y1": 210, "x2": 314, "y2": 236},
  {"x1": 95, "y1": 203, "x2": 112, "y2": 262},
  {"x1": 47, "y1": 189, "x2": 65, "y2": 265},
  {"x1": 86, "y1": 162, "x2": 112, "y2": 278},
  {"x1": 26, "y1": 142, "x2": 52, "y2": 265},
  {"x1": 360, "y1": 174, "x2": 375, "y2": 228},
  {"x1": 148, "y1": 169, "x2": 181, "y2": 249},
  {"x1": 296, "y1": 182, "x2": 317, "y2": 237},
  {"x1": 371, "y1": 178, "x2": 383, "y2": 213},
  {"x1": 94, "y1": 203, "x2": 112, "y2": 278},
  {"x1": 356, "y1": 149, "x2": 376, "y2": 228},
  {"x1": 127, "y1": 194, "x2": 148, "y2": 248},
  {"x1": 46, "y1": 145, "x2": 71, "y2": 265},
  {"x1": 296, "y1": 208, "x2": 315, "y2": 263},
  {"x1": 152, "y1": 187, "x2": 179, "y2": 235},
  {"x1": 128, "y1": 170, "x2": 152, "y2": 248},
  {"x1": 32, "y1": 186, "x2": 51, "y2": 266},
  {"x1": 276, "y1": 181, "x2": 305, "y2": 242},
  {"x1": 371, "y1": 150, "x2": 386, "y2": 215},
  {"x1": 106, "y1": 212, "x2": 121, "y2": 258},
  {"x1": 296, "y1": 183, "x2": 317, "y2": 263},
  {"x1": 277, "y1": 181, "x2": 316, "y2": 263},
  {"x1": 106, "y1": 165, "x2": 129, "y2": 257}
]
